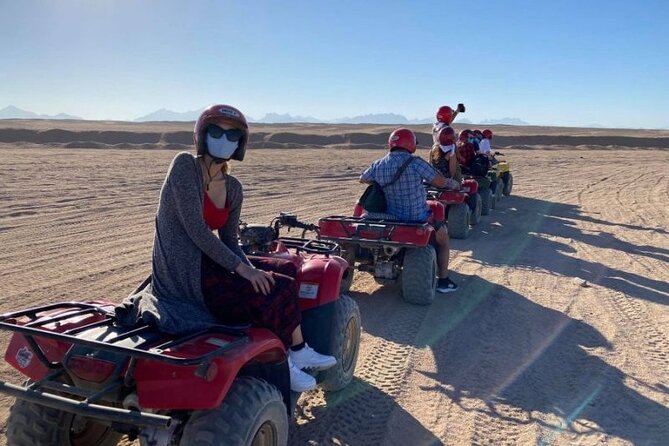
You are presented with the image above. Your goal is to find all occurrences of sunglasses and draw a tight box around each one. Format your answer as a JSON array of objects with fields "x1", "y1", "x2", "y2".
[{"x1": 206, "y1": 124, "x2": 244, "y2": 142}]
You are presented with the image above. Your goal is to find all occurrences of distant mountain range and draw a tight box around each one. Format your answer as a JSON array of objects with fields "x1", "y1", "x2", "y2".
[
  {"x1": 133, "y1": 109, "x2": 530, "y2": 126},
  {"x1": 133, "y1": 108, "x2": 203, "y2": 122},
  {"x1": 0, "y1": 105, "x2": 81, "y2": 120},
  {"x1": 479, "y1": 117, "x2": 530, "y2": 126},
  {"x1": 2, "y1": 104, "x2": 533, "y2": 126}
]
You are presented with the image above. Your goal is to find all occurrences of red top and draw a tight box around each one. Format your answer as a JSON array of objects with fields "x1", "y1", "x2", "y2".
[{"x1": 203, "y1": 192, "x2": 230, "y2": 230}]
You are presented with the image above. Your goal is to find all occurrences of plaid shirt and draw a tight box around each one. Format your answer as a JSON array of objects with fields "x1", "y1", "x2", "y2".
[
  {"x1": 458, "y1": 142, "x2": 477, "y2": 169},
  {"x1": 361, "y1": 151, "x2": 438, "y2": 222}
]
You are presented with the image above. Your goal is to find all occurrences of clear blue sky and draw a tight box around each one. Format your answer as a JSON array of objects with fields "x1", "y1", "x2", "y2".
[{"x1": 1, "y1": 0, "x2": 667, "y2": 128}]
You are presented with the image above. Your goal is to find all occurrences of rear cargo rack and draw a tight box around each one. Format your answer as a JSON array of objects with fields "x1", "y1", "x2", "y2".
[
  {"x1": 0, "y1": 302, "x2": 248, "y2": 368},
  {"x1": 319, "y1": 216, "x2": 432, "y2": 248},
  {"x1": 0, "y1": 301, "x2": 251, "y2": 428}
]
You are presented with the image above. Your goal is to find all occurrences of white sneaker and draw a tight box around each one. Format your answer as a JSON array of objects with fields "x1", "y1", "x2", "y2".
[
  {"x1": 288, "y1": 357, "x2": 317, "y2": 392},
  {"x1": 289, "y1": 343, "x2": 337, "y2": 371}
]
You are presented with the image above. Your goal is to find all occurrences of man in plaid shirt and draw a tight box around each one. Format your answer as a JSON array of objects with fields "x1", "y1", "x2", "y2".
[{"x1": 359, "y1": 128, "x2": 458, "y2": 293}]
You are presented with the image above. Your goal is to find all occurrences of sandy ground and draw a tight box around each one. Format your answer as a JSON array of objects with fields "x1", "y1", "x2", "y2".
[{"x1": 0, "y1": 122, "x2": 668, "y2": 445}]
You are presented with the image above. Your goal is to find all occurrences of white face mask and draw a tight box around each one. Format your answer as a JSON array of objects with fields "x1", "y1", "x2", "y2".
[
  {"x1": 206, "y1": 133, "x2": 239, "y2": 160},
  {"x1": 440, "y1": 144, "x2": 455, "y2": 155}
]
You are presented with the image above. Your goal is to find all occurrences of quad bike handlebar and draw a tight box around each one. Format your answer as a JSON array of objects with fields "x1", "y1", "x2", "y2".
[
  {"x1": 241, "y1": 213, "x2": 339, "y2": 255},
  {"x1": 271, "y1": 212, "x2": 320, "y2": 236}
]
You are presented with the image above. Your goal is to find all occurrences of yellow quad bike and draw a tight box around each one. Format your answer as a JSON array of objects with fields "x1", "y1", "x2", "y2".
[{"x1": 490, "y1": 152, "x2": 513, "y2": 199}]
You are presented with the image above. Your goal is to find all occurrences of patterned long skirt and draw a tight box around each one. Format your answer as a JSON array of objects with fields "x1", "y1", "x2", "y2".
[{"x1": 201, "y1": 255, "x2": 301, "y2": 347}]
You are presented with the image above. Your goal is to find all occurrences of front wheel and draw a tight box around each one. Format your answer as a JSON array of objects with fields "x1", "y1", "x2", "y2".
[
  {"x1": 6, "y1": 398, "x2": 123, "y2": 446},
  {"x1": 491, "y1": 181, "x2": 501, "y2": 209},
  {"x1": 480, "y1": 188, "x2": 493, "y2": 216},
  {"x1": 179, "y1": 377, "x2": 288, "y2": 446},
  {"x1": 401, "y1": 246, "x2": 437, "y2": 305},
  {"x1": 319, "y1": 294, "x2": 361, "y2": 391},
  {"x1": 503, "y1": 173, "x2": 513, "y2": 196}
]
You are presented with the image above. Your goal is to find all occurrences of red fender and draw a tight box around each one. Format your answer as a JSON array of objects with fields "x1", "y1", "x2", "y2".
[
  {"x1": 297, "y1": 256, "x2": 347, "y2": 311},
  {"x1": 427, "y1": 200, "x2": 446, "y2": 224},
  {"x1": 436, "y1": 190, "x2": 467, "y2": 204},
  {"x1": 4, "y1": 302, "x2": 116, "y2": 381},
  {"x1": 461, "y1": 178, "x2": 479, "y2": 194},
  {"x1": 134, "y1": 328, "x2": 285, "y2": 410}
]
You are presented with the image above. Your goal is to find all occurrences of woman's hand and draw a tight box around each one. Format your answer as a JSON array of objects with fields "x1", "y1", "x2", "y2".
[{"x1": 235, "y1": 263, "x2": 276, "y2": 295}]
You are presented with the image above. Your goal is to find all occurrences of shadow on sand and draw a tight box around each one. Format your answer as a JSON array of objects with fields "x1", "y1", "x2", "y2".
[
  {"x1": 347, "y1": 193, "x2": 668, "y2": 444},
  {"x1": 410, "y1": 274, "x2": 669, "y2": 445},
  {"x1": 460, "y1": 195, "x2": 669, "y2": 306}
]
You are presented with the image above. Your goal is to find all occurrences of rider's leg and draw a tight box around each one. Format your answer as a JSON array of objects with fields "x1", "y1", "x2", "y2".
[{"x1": 434, "y1": 226, "x2": 450, "y2": 278}]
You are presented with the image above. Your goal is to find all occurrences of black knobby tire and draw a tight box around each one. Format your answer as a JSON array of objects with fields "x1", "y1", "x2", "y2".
[
  {"x1": 480, "y1": 188, "x2": 493, "y2": 216},
  {"x1": 339, "y1": 244, "x2": 357, "y2": 293},
  {"x1": 447, "y1": 203, "x2": 471, "y2": 239},
  {"x1": 179, "y1": 377, "x2": 287, "y2": 446},
  {"x1": 491, "y1": 181, "x2": 501, "y2": 209},
  {"x1": 401, "y1": 246, "x2": 437, "y2": 305},
  {"x1": 319, "y1": 294, "x2": 361, "y2": 392},
  {"x1": 503, "y1": 172, "x2": 513, "y2": 196},
  {"x1": 470, "y1": 193, "x2": 482, "y2": 225},
  {"x1": 6, "y1": 398, "x2": 123, "y2": 446}
]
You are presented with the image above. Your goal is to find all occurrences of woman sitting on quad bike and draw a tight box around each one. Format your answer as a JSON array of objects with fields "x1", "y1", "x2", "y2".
[
  {"x1": 360, "y1": 128, "x2": 458, "y2": 293},
  {"x1": 128, "y1": 104, "x2": 335, "y2": 392},
  {"x1": 429, "y1": 126, "x2": 462, "y2": 184}
]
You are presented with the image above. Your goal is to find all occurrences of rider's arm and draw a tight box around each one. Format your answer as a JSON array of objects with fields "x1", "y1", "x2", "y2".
[
  {"x1": 415, "y1": 157, "x2": 447, "y2": 188},
  {"x1": 360, "y1": 165, "x2": 375, "y2": 184},
  {"x1": 431, "y1": 173, "x2": 448, "y2": 188}
]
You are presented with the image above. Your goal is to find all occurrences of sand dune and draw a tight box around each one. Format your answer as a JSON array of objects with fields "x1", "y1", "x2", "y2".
[
  {"x1": 0, "y1": 119, "x2": 668, "y2": 150},
  {"x1": 0, "y1": 121, "x2": 668, "y2": 445}
]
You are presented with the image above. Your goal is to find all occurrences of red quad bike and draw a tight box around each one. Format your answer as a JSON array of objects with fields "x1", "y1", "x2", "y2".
[
  {"x1": 0, "y1": 213, "x2": 361, "y2": 446},
  {"x1": 319, "y1": 201, "x2": 446, "y2": 306},
  {"x1": 425, "y1": 178, "x2": 482, "y2": 239}
]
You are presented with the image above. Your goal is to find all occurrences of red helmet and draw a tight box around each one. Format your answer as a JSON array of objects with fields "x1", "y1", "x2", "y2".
[
  {"x1": 438, "y1": 126, "x2": 456, "y2": 146},
  {"x1": 388, "y1": 128, "x2": 417, "y2": 153},
  {"x1": 458, "y1": 129, "x2": 471, "y2": 142},
  {"x1": 436, "y1": 106, "x2": 454, "y2": 124},
  {"x1": 194, "y1": 104, "x2": 249, "y2": 161},
  {"x1": 482, "y1": 129, "x2": 493, "y2": 139}
]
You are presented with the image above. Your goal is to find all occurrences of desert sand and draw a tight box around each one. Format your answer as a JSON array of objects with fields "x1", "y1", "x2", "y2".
[{"x1": 0, "y1": 120, "x2": 668, "y2": 445}]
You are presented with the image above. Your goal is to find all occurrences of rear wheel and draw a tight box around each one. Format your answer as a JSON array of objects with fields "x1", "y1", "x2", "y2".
[
  {"x1": 480, "y1": 188, "x2": 493, "y2": 216},
  {"x1": 319, "y1": 294, "x2": 361, "y2": 391},
  {"x1": 179, "y1": 377, "x2": 287, "y2": 446},
  {"x1": 503, "y1": 173, "x2": 513, "y2": 196},
  {"x1": 401, "y1": 246, "x2": 437, "y2": 305},
  {"x1": 470, "y1": 193, "x2": 482, "y2": 225},
  {"x1": 6, "y1": 398, "x2": 122, "y2": 446},
  {"x1": 447, "y1": 203, "x2": 471, "y2": 239},
  {"x1": 339, "y1": 244, "x2": 357, "y2": 293}
]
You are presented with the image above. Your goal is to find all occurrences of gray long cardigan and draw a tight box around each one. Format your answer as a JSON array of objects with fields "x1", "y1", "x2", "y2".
[{"x1": 116, "y1": 152, "x2": 251, "y2": 334}]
